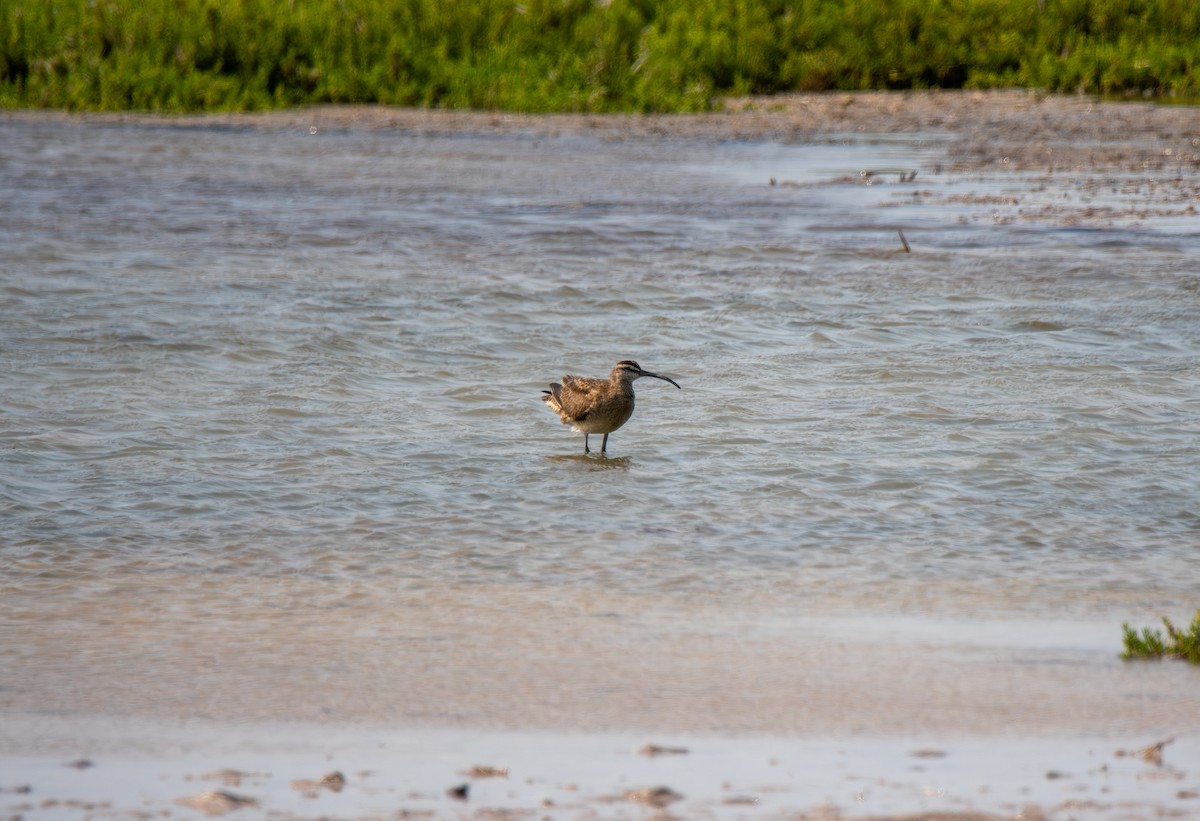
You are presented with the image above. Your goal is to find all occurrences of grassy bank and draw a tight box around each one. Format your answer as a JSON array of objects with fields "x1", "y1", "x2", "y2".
[{"x1": 3, "y1": 0, "x2": 1200, "y2": 112}]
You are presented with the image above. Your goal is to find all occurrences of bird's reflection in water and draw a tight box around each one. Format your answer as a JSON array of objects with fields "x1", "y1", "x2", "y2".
[{"x1": 545, "y1": 453, "x2": 632, "y2": 470}]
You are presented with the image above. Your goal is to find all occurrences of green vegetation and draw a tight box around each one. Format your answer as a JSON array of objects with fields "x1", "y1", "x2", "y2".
[
  {"x1": 1122, "y1": 612, "x2": 1200, "y2": 665},
  {"x1": 3, "y1": 0, "x2": 1200, "y2": 112}
]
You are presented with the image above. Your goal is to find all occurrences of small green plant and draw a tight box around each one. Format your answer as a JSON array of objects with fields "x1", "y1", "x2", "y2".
[{"x1": 1121, "y1": 611, "x2": 1200, "y2": 665}]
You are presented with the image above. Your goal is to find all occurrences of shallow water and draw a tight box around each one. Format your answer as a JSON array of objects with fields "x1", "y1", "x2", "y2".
[{"x1": 2, "y1": 115, "x2": 1199, "y2": 732}]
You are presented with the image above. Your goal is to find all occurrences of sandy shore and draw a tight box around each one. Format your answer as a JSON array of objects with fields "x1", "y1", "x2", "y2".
[
  {"x1": 2, "y1": 715, "x2": 1196, "y2": 821},
  {"x1": 2, "y1": 582, "x2": 1198, "y2": 820}
]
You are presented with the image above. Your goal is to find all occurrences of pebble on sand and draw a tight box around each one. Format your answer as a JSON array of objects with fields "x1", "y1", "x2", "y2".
[
  {"x1": 624, "y1": 786, "x2": 683, "y2": 809},
  {"x1": 461, "y1": 765, "x2": 509, "y2": 778},
  {"x1": 199, "y1": 769, "x2": 263, "y2": 788},
  {"x1": 291, "y1": 770, "x2": 346, "y2": 797},
  {"x1": 1114, "y1": 736, "x2": 1174, "y2": 766},
  {"x1": 639, "y1": 744, "x2": 689, "y2": 757},
  {"x1": 175, "y1": 789, "x2": 257, "y2": 815}
]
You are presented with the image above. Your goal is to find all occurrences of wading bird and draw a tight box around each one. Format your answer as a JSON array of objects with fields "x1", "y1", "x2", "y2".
[{"x1": 541, "y1": 360, "x2": 681, "y2": 454}]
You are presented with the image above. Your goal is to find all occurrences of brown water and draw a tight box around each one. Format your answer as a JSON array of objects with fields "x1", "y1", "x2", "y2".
[{"x1": 1, "y1": 114, "x2": 1199, "y2": 737}]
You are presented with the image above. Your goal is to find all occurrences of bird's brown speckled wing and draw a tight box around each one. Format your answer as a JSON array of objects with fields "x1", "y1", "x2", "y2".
[{"x1": 555, "y1": 375, "x2": 605, "y2": 422}]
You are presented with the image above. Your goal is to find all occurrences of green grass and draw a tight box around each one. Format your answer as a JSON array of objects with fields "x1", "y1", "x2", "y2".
[
  {"x1": 1122, "y1": 612, "x2": 1200, "y2": 665},
  {"x1": 3, "y1": 0, "x2": 1200, "y2": 112}
]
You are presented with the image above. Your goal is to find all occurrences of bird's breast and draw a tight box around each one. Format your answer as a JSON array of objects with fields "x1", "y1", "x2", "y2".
[{"x1": 571, "y1": 393, "x2": 634, "y2": 434}]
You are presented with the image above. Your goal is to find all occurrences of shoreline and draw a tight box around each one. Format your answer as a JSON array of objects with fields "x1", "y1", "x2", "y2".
[
  {"x1": 3, "y1": 600, "x2": 1198, "y2": 820},
  {"x1": 2, "y1": 715, "x2": 1196, "y2": 821},
  {"x1": 4, "y1": 577, "x2": 1197, "y2": 737},
  {"x1": 7, "y1": 90, "x2": 1200, "y2": 172},
  {"x1": 9, "y1": 89, "x2": 1200, "y2": 232}
]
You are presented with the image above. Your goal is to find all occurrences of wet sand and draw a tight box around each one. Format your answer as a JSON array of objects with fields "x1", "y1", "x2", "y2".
[
  {"x1": 3, "y1": 579, "x2": 1197, "y2": 819},
  {"x1": 4, "y1": 92, "x2": 1200, "y2": 819},
  {"x1": 3, "y1": 715, "x2": 1196, "y2": 821},
  {"x1": 3, "y1": 577, "x2": 1196, "y2": 735}
]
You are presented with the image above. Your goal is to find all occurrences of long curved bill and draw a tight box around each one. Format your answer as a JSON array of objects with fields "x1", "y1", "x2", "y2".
[{"x1": 642, "y1": 370, "x2": 681, "y2": 389}]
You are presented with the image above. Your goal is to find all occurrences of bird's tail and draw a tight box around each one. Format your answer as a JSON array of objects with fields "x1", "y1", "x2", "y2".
[{"x1": 541, "y1": 383, "x2": 563, "y2": 414}]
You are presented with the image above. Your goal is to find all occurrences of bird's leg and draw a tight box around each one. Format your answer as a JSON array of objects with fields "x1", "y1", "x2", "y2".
[
  {"x1": 583, "y1": 433, "x2": 590, "y2": 454},
  {"x1": 601, "y1": 434, "x2": 609, "y2": 453}
]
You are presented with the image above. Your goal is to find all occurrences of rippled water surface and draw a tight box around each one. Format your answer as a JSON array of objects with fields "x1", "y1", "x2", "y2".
[{"x1": 2, "y1": 117, "x2": 1199, "y2": 728}]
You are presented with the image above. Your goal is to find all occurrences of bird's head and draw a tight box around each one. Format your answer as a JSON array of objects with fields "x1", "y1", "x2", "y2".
[{"x1": 613, "y1": 360, "x2": 681, "y2": 389}]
